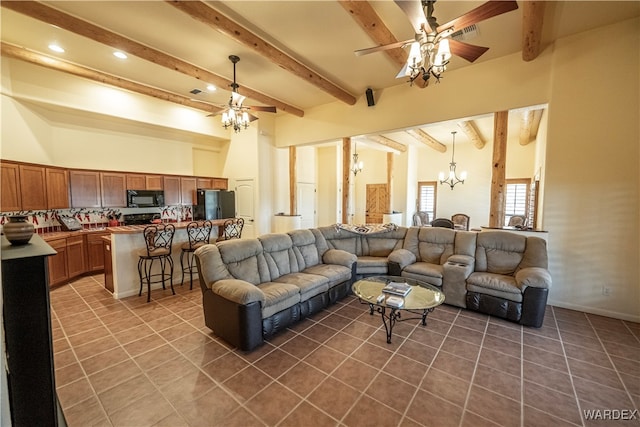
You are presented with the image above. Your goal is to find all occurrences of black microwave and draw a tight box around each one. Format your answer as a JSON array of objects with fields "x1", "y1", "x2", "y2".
[{"x1": 126, "y1": 190, "x2": 164, "y2": 208}]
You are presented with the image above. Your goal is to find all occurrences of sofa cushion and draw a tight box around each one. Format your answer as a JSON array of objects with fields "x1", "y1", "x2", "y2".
[
  {"x1": 475, "y1": 232, "x2": 526, "y2": 275},
  {"x1": 467, "y1": 272, "x2": 522, "y2": 302},
  {"x1": 289, "y1": 229, "x2": 321, "y2": 269},
  {"x1": 275, "y1": 272, "x2": 329, "y2": 301},
  {"x1": 403, "y1": 227, "x2": 455, "y2": 265},
  {"x1": 258, "y1": 233, "x2": 296, "y2": 278},
  {"x1": 303, "y1": 264, "x2": 352, "y2": 287},
  {"x1": 217, "y1": 239, "x2": 270, "y2": 285},
  {"x1": 356, "y1": 256, "x2": 390, "y2": 275},
  {"x1": 257, "y1": 282, "x2": 301, "y2": 318},
  {"x1": 402, "y1": 262, "x2": 444, "y2": 287},
  {"x1": 362, "y1": 229, "x2": 406, "y2": 256}
]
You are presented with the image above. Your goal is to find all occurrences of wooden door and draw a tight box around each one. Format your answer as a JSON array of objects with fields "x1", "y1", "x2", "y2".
[
  {"x1": 19, "y1": 165, "x2": 47, "y2": 210},
  {"x1": 146, "y1": 175, "x2": 163, "y2": 190},
  {"x1": 70, "y1": 170, "x2": 101, "y2": 208},
  {"x1": 1, "y1": 162, "x2": 22, "y2": 211},
  {"x1": 86, "y1": 232, "x2": 107, "y2": 272},
  {"x1": 235, "y1": 179, "x2": 255, "y2": 238},
  {"x1": 365, "y1": 184, "x2": 388, "y2": 224},
  {"x1": 163, "y1": 176, "x2": 181, "y2": 205},
  {"x1": 45, "y1": 167, "x2": 69, "y2": 209},
  {"x1": 100, "y1": 172, "x2": 127, "y2": 207},
  {"x1": 47, "y1": 239, "x2": 68, "y2": 287}
]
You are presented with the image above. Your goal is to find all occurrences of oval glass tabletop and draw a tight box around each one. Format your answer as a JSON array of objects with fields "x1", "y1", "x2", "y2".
[{"x1": 352, "y1": 275, "x2": 445, "y2": 310}]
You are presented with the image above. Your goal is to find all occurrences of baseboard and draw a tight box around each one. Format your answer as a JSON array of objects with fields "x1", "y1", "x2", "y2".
[{"x1": 548, "y1": 299, "x2": 640, "y2": 323}]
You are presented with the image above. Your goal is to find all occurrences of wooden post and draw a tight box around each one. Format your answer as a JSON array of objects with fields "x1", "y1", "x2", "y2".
[
  {"x1": 289, "y1": 146, "x2": 297, "y2": 215},
  {"x1": 489, "y1": 111, "x2": 508, "y2": 227},
  {"x1": 386, "y1": 152, "x2": 394, "y2": 214},
  {"x1": 342, "y1": 138, "x2": 351, "y2": 223}
]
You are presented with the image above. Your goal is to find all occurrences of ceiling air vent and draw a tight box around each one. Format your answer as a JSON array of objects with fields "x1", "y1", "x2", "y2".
[
  {"x1": 189, "y1": 88, "x2": 202, "y2": 95},
  {"x1": 451, "y1": 24, "x2": 479, "y2": 42}
]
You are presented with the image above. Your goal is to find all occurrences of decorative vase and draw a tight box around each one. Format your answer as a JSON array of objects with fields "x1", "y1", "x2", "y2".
[
  {"x1": 108, "y1": 219, "x2": 118, "y2": 227},
  {"x1": 3, "y1": 215, "x2": 35, "y2": 245}
]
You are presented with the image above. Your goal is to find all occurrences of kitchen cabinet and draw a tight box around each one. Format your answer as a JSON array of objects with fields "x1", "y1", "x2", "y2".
[
  {"x1": 47, "y1": 238, "x2": 69, "y2": 287},
  {"x1": 146, "y1": 175, "x2": 163, "y2": 190},
  {"x1": 213, "y1": 178, "x2": 228, "y2": 190},
  {"x1": 45, "y1": 167, "x2": 70, "y2": 209},
  {"x1": 1, "y1": 161, "x2": 21, "y2": 211},
  {"x1": 163, "y1": 176, "x2": 181, "y2": 205},
  {"x1": 126, "y1": 174, "x2": 146, "y2": 190},
  {"x1": 86, "y1": 231, "x2": 108, "y2": 272},
  {"x1": 19, "y1": 164, "x2": 47, "y2": 210},
  {"x1": 66, "y1": 235, "x2": 86, "y2": 278},
  {"x1": 197, "y1": 177, "x2": 213, "y2": 189},
  {"x1": 180, "y1": 177, "x2": 197, "y2": 205},
  {"x1": 70, "y1": 170, "x2": 101, "y2": 208},
  {"x1": 100, "y1": 172, "x2": 127, "y2": 207},
  {"x1": 103, "y1": 236, "x2": 114, "y2": 293}
]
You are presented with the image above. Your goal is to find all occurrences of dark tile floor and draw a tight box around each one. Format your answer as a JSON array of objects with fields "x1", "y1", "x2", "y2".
[{"x1": 51, "y1": 275, "x2": 640, "y2": 427}]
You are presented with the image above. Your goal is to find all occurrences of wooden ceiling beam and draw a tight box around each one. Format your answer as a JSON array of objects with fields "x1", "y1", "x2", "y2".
[
  {"x1": 522, "y1": 1, "x2": 545, "y2": 62},
  {"x1": 457, "y1": 120, "x2": 485, "y2": 149},
  {"x1": 167, "y1": 0, "x2": 356, "y2": 106},
  {"x1": 405, "y1": 129, "x2": 446, "y2": 153},
  {"x1": 1, "y1": 0, "x2": 304, "y2": 117},
  {"x1": 519, "y1": 109, "x2": 543, "y2": 145},
  {"x1": 366, "y1": 135, "x2": 407, "y2": 153},
  {"x1": 1, "y1": 42, "x2": 222, "y2": 115},
  {"x1": 338, "y1": 0, "x2": 426, "y2": 89}
]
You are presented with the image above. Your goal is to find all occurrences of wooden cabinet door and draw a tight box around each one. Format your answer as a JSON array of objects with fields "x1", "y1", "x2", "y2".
[
  {"x1": 19, "y1": 165, "x2": 47, "y2": 210},
  {"x1": 180, "y1": 177, "x2": 197, "y2": 205},
  {"x1": 196, "y1": 177, "x2": 213, "y2": 189},
  {"x1": 47, "y1": 239, "x2": 68, "y2": 287},
  {"x1": 70, "y1": 170, "x2": 101, "y2": 208},
  {"x1": 163, "y1": 176, "x2": 181, "y2": 206},
  {"x1": 86, "y1": 232, "x2": 107, "y2": 272},
  {"x1": 45, "y1": 168, "x2": 69, "y2": 209},
  {"x1": 1, "y1": 162, "x2": 22, "y2": 211},
  {"x1": 213, "y1": 178, "x2": 228, "y2": 190},
  {"x1": 146, "y1": 175, "x2": 163, "y2": 190},
  {"x1": 66, "y1": 235, "x2": 86, "y2": 279},
  {"x1": 100, "y1": 172, "x2": 127, "y2": 207},
  {"x1": 126, "y1": 174, "x2": 146, "y2": 190}
]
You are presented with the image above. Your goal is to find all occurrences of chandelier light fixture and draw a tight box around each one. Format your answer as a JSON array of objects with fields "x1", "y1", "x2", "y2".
[
  {"x1": 221, "y1": 55, "x2": 250, "y2": 133},
  {"x1": 351, "y1": 143, "x2": 364, "y2": 176},
  {"x1": 439, "y1": 131, "x2": 467, "y2": 189}
]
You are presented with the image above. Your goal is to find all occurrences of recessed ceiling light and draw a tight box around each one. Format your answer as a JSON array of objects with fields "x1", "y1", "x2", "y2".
[
  {"x1": 113, "y1": 51, "x2": 128, "y2": 59},
  {"x1": 48, "y1": 44, "x2": 65, "y2": 53},
  {"x1": 207, "y1": 84, "x2": 216, "y2": 92}
]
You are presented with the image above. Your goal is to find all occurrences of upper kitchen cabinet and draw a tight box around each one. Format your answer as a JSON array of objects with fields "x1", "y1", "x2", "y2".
[
  {"x1": 1, "y1": 162, "x2": 22, "y2": 212},
  {"x1": 45, "y1": 167, "x2": 70, "y2": 209},
  {"x1": 146, "y1": 175, "x2": 163, "y2": 190},
  {"x1": 213, "y1": 178, "x2": 228, "y2": 190},
  {"x1": 180, "y1": 177, "x2": 197, "y2": 206},
  {"x1": 196, "y1": 177, "x2": 213, "y2": 189},
  {"x1": 100, "y1": 172, "x2": 127, "y2": 207},
  {"x1": 19, "y1": 165, "x2": 47, "y2": 211},
  {"x1": 126, "y1": 174, "x2": 163, "y2": 191},
  {"x1": 70, "y1": 170, "x2": 101, "y2": 208},
  {"x1": 162, "y1": 176, "x2": 181, "y2": 206}
]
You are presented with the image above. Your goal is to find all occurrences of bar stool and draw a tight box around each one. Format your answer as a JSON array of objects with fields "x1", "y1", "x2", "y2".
[
  {"x1": 137, "y1": 224, "x2": 176, "y2": 302},
  {"x1": 180, "y1": 220, "x2": 213, "y2": 289},
  {"x1": 216, "y1": 218, "x2": 244, "y2": 242}
]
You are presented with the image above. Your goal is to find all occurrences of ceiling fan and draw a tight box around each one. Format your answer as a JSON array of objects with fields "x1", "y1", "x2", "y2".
[
  {"x1": 355, "y1": 0, "x2": 519, "y2": 85},
  {"x1": 206, "y1": 55, "x2": 276, "y2": 132}
]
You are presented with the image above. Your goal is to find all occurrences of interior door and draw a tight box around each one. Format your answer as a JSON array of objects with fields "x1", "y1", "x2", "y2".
[
  {"x1": 297, "y1": 182, "x2": 316, "y2": 229},
  {"x1": 235, "y1": 179, "x2": 255, "y2": 238},
  {"x1": 365, "y1": 184, "x2": 388, "y2": 224}
]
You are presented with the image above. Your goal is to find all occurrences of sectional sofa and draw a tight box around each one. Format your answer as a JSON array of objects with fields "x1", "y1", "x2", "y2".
[{"x1": 195, "y1": 225, "x2": 551, "y2": 351}]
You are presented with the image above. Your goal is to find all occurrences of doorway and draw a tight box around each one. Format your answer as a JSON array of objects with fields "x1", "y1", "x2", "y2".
[
  {"x1": 365, "y1": 184, "x2": 388, "y2": 224},
  {"x1": 235, "y1": 179, "x2": 255, "y2": 238}
]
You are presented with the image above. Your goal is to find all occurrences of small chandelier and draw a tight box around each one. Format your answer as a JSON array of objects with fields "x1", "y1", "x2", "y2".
[
  {"x1": 221, "y1": 100, "x2": 250, "y2": 133},
  {"x1": 401, "y1": 34, "x2": 451, "y2": 85},
  {"x1": 351, "y1": 143, "x2": 364, "y2": 175},
  {"x1": 439, "y1": 131, "x2": 467, "y2": 190}
]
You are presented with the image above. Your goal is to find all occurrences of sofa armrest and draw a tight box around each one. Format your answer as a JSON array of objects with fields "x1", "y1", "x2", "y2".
[
  {"x1": 516, "y1": 267, "x2": 552, "y2": 290},
  {"x1": 388, "y1": 249, "x2": 416, "y2": 270},
  {"x1": 322, "y1": 249, "x2": 357, "y2": 268},
  {"x1": 446, "y1": 254, "x2": 474, "y2": 267},
  {"x1": 442, "y1": 255, "x2": 475, "y2": 308},
  {"x1": 211, "y1": 279, "x2": 265, "y2": 306}
]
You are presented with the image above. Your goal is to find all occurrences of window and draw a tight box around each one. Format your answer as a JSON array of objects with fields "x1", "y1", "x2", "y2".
[
  {"x1": 504, "y1": 179, "x2": 530, "y2": 226},
  {"x1": 417, "y1": 181, "x2": 437, "y2": 221}
]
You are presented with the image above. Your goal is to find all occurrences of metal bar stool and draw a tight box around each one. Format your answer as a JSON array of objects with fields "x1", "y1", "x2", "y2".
[
  {"x1": 137, "y1": 224, "x2": 176, "y2": 302},
  {"x1": 180, "y1": 220, "x2": 213, "y2": 289},
  {"x1": 216, "y1": 218, "x2": 244, "y2": 242}
]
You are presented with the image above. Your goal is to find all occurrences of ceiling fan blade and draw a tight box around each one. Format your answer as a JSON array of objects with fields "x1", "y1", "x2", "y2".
[
  {"x1": 355, "y1": 39, "x2": 412, "y2": 56},
  {"x1": 248, "y1": 113, "x2": 259, "y2": 122},
  {"x1": 248, "y1": 106, "x2": 277, "y2": 113},
  {"x1": 436, "y1": 0, "x2": 518, "y2": 34},
  {"x1": 448, "y1": 39, "x2": 489, "y2": 62},
  {"x1": 394, "y1": 0, "x2": 432, "y2": 33}
]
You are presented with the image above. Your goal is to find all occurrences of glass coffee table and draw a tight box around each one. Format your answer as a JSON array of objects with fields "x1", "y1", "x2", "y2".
[{"x1": 352, "y1": 276, "x2": 445, "y2": 343}]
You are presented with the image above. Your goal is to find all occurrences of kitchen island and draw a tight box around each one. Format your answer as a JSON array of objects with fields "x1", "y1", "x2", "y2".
[{"x1": 104, "y1": 219, "x2": 228, "y2": 299}]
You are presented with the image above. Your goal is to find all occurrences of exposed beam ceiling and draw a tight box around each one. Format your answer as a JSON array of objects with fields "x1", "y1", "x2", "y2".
[
  {"x1": 406, "y1": 129, "x2": 446, "y2": 153},
  {"x1": 519, "y1": 109, "x2": 544, "y2": 145},
  {"x1": 366, "y1": 135, "x2": 407, "y2": 153},
  {"x1": 457, "y1": 120, "x2": 486, "y2": 149},
  {"x1": 167, "y1": 0, "x2": 356, "y2": 106},
  {"x1": 522, "y1": 1, "x2": 546, "y2": 62}
]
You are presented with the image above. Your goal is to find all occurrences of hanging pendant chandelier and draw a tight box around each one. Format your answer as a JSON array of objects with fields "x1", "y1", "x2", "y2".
[
  {"x1": 439, "y1": 131, "x2": 467, "y2": 189},
  {"x1": 351, "y1": 143, "x2": 364, "y2": 175}
]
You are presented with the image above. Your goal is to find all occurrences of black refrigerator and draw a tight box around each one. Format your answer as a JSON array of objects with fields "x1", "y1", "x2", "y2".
[{"x1": 194, "y1": 189, "x2": 236, "y2": 220}]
